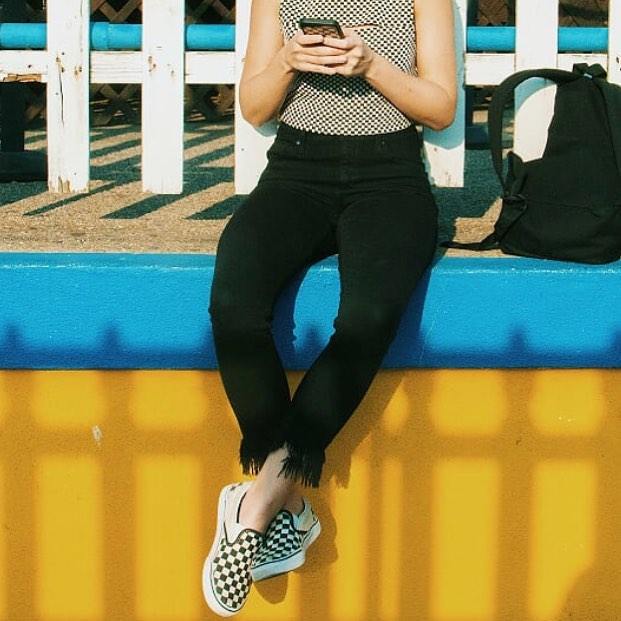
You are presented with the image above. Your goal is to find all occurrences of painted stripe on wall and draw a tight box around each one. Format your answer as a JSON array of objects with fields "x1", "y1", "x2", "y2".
[{"x1": 0, "y1": 253, "x2": 620, "y2": 369}]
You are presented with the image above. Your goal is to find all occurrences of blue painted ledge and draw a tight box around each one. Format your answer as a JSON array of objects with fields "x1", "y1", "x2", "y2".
[{"x1": 0, "y1": 252, "x2": 620, "y2": 370}]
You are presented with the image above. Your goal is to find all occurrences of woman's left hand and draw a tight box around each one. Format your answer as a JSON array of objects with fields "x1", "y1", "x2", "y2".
[{"x1": 323, "y1": 29, "x2": 376, "y2": 77}]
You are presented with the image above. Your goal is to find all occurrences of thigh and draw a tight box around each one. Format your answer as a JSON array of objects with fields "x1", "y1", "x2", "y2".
[
  {"x1": 336, "y1": 189, "x2": 438, "y2": 309},
  {"x1": 211, "y1": 182, "x2": 337, "y2": 312}
]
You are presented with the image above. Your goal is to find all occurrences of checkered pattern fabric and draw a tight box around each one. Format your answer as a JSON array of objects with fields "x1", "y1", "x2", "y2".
[
  {"x1": 203, "y1": 482, "x2": 263, "y2": 616},
  {"x1": 251, "y1": 503, "x2": 321, "y2": 582},
  {"x1": 253, "y1": 511, "x2": 302, "y2": 566},
  {"x1": 279, "y1": 0, "x2": 416, "y2": 135},
  {"x1": 210, "y1": 527, "x2": 263, "y2": 613}
]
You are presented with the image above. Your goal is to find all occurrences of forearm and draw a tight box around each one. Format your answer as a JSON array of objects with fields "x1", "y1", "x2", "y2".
[
  {"x1": 364, "y1": 53, "x2": 456, "y2": 131},
  {"x1": 239, "y1": 49, "x2": 297, "y2": 128}
]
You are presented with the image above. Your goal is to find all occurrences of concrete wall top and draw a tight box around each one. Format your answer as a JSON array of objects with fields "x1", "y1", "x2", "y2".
[{"x1": 0, "y1": 252, "x2": 620, "y2": 369}]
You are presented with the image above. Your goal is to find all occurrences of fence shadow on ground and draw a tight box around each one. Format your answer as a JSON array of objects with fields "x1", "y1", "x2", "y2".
[
  {"x1": 0, "y1": 120, "x2": 506, "y2": 256},
  {"x1": 1, "y1": 120, "x2": 503, "y2": 234},
  {"x1": 1, "y1": 121, "x2": 235, "y2": 218}
]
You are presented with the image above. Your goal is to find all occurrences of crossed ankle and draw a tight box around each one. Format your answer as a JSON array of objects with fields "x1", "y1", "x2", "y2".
[
  {"x1": 282, "y1": 494, "x2": 305, "y2": 516},
  {"x1": 238, "y1": 490, "x2": 280, "y2": 534}
]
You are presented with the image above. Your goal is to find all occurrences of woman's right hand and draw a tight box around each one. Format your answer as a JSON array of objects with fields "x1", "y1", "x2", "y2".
[{"x1": 282, "y1": 32, "x2": 348, "y2": 75}]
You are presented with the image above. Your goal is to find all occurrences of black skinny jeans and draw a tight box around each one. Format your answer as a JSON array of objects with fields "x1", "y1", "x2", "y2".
[{"x1": 209, "y1": 123, "x2": 438, "y2": 486}]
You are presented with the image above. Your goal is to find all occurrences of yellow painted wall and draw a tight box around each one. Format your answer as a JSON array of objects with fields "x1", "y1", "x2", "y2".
[{"x1": 0, "y1": 368, "x2": 620, "y2": 621}]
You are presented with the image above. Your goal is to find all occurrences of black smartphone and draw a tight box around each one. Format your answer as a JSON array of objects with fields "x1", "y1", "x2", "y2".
[{"x1": 298, "y1": 17, "x2": 345, "y2": 39}]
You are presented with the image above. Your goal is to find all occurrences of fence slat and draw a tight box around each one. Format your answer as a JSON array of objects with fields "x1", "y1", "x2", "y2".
[
  {"x1": 423, "y1": 0, "x2": 467, "y2": 188},
  {"x1": 609, "y1": 1, "x2": 621, "y2": 85},
  {"x1": 0, "y1": 50, "x2": 46, "y2": 81},
  {"x1": 4, "y1": 0, "x2": 621, "y2": 195},
  {"x1": 464, "y1": 53, "x2": 610, "y2": 86},
  {"x1": 46, "y1": 0, "x2": 90, "y2": 193},
  {"x1": 141, "y1": 0, "x2": 185, "y2": 194},
  {"x1": 513, "y1": 0, "x2": 559, "y2": 161},
  {"x1": 234, "y1": 0, "x2": 276, "y2": 195},
  {"x1": 185, "y1": 51, "x2": 236, "y2": 85}
]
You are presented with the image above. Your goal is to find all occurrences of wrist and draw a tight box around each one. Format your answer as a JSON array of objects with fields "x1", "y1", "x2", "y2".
[
  {"x1": 277, "y1": 46, "x2": 297, "y2": 76},
  {"x1": 363, "y1": 50, "x2": 381, "y2": 82}
]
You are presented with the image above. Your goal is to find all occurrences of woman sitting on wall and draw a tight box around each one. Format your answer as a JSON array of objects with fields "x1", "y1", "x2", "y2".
[{"x1": 203, "y1": 0, "x2": 457, "y2": 615}]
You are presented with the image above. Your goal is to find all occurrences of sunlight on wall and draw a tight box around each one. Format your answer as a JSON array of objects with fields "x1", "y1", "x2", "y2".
[
  {"x1": 529, "y1": 461, "x2": 597, "y2": 620},
  {"x1": 0, "y1": 465, "x2": 4, "y2": 619},
  {"x1": 431, "y1": 459, "x2": 500, "y2": 620},
  {"x1": 428, "y1": 370, "x2": 508, "y2": 436},
  {"x1": 0, "y1": 369, "x2": 618, "y2": 621},
  {"x1": 330, "y1": 453, "x2": 370, "y2": 621},
  {"x1": 36, "y1": 456, "x2": 103, "y2": 621},
  {"x1": 378, "y1": 456, "x2": 405, "y2": 621},
  {"x1": 131, "y1": 372, "x2": 207, "y2": 430},
  {"x1": 530, "y1": 371, "x2": 605, "y2": 436},
  {"x1": 136, "y1": 457, "x2": 202, "y2": 621},
  {"x1": 33, "y1": 372, "x2": 106, "y2": 430}
]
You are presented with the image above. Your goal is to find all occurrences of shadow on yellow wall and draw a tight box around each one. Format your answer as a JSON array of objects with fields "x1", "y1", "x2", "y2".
[{"x1": 0, "y1": 368, "x2": 620, "y2": 621}]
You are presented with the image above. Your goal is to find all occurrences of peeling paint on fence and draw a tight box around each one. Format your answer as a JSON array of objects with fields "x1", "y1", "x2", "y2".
[{"x1": 46, "y1": 0, "x2": 90, "y2": 194}]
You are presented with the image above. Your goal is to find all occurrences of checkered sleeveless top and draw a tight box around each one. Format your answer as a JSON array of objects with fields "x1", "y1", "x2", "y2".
[{"x1": 279, "y1": 0, "x2": 416, "y2": 135}]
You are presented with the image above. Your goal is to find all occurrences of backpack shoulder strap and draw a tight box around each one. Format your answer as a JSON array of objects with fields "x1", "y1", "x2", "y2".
[
  {"x1": 488, "y1": 66, "x2": 583, "y2": 185},
  {"x1": 591, "y1": 75, "x2": 621, "y2": 181}
]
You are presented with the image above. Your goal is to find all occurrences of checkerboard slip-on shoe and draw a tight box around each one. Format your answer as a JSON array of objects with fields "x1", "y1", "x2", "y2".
[
  {"x1": 250, "y1": 498, "x2": 321, "y2": 582},
  {"x1": 202, "y1": 482, "x2": 264, "y2": 617}
]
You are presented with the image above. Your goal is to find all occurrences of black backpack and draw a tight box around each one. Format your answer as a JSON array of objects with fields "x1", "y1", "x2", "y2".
[{"x1": 444, "y1": 63, "x2": 621, "y2": 264}]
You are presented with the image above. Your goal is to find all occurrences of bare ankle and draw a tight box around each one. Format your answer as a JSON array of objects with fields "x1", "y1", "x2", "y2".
[
  {"x1": 283, "y1": 493, "x2": 304, "y2": 516},
  {"x1": 237, "y1": 448, "x2": 302, "y2": 530},
  {"x1": 238, "y1": 486, "x2": 280, "y2": 533}
]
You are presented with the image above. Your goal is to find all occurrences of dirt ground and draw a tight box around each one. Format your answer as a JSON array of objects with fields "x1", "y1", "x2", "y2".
[{"x1": 0, "y1": 118, "x2": 504, "y2": 256}]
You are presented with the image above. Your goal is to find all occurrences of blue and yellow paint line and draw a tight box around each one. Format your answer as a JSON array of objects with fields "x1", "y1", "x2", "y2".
[
  {"x1": 0, "y1": 253, "x2": 619, "y2": 369},
  {"x1": 0, "y1": 252, "x2": 620, "y2": 621}
]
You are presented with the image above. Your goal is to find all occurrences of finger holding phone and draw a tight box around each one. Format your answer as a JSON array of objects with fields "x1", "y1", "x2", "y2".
[
  {"x1": 297, "y1": 18, "x2": 374, "y2": 78},
  {"x1": 323, "y1": 28, "x2": 375, "y2": 78},
  {"x1": 282, "y1": 18, "x2": 348, "y2": 75}
]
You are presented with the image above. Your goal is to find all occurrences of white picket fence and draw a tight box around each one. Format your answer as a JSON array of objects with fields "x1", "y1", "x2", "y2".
[{"x1": 0, "y1": 0, "x2": 620, "y2": 195}]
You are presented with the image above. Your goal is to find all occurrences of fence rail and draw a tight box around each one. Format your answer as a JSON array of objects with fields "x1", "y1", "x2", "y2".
[
  {"x1": 0, "y1": 0, "x2": 620, "y2": 194},
  {"x1": 0, "y1": 22, "x2": 236, "y2": 50}
]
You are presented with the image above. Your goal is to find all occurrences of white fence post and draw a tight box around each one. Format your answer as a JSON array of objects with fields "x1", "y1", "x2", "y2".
[
  {"x1": 234, "y1": 0, "x2": 277, "y2": 195},
  {"x1": 513, "y1": 0, "x2": 559, "y2": 161},
  {"x1": 609, "y1": 0, "x2": 621, "y2": 85},
  {"x1": 423, "y1": 0, "x2": 467, "y2": 188},
  {"x1": 6, "y1": 0, "x2": 620, "y2": 195},
  {"x1": 46, "y1": 0, "x2": 90, "y2": 193},
  {"x1": 141, "y1": 0, "x2": 185, "y2": 194}
]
